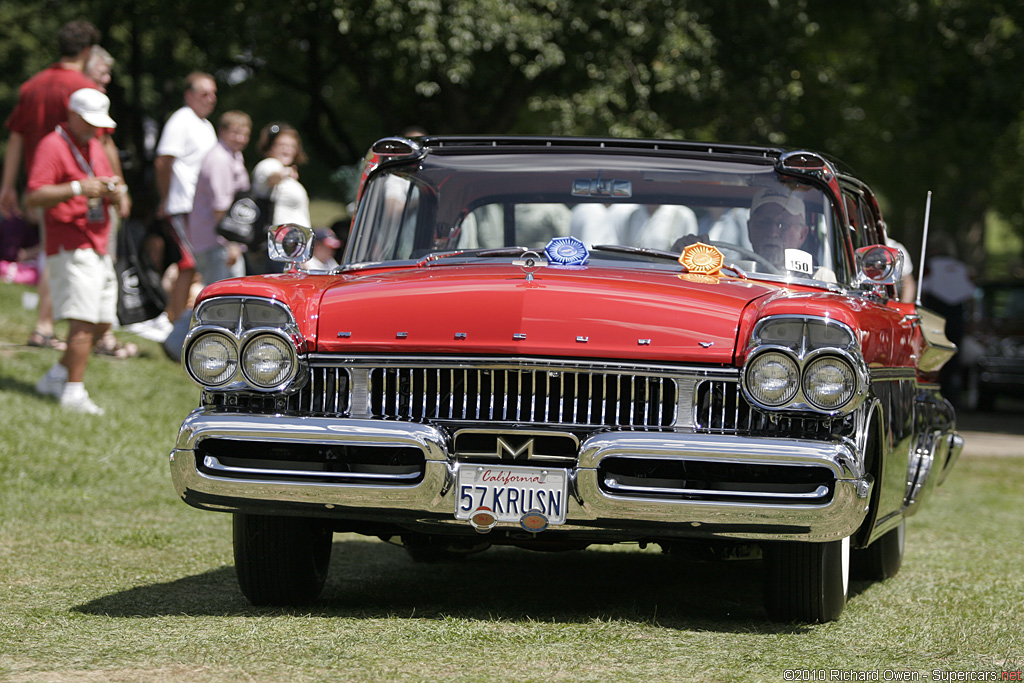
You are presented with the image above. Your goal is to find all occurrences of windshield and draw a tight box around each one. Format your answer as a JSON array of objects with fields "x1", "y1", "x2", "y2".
[{"x1": 346, "y1": 152, "x2": 849, "y2": 285}]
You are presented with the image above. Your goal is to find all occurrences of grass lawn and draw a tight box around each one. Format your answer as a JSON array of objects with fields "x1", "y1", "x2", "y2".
[{"x1": 1, "y1": 279, "x2": 1022, "y2": 682}]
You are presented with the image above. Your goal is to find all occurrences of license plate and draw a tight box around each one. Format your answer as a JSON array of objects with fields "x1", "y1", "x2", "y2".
[{"x1": 455, "y1": 465, "x2": 569, "y2": 528}]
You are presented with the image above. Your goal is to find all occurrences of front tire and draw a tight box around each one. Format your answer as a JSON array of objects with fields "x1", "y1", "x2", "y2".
[
  {"x1": 233, "y1": 514, "x2": 333, "y2": 606},
  {"x1": 853, "y1": 519, "x2": 904, "y2": 581},
  {"x1": 763, "y1": 537, "x2": 850, "y2": 623}
]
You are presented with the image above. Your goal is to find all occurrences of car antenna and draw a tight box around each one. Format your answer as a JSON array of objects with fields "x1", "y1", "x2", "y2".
[{"x1": 915, "y1": 190, "x2": 932, "y2": 307}]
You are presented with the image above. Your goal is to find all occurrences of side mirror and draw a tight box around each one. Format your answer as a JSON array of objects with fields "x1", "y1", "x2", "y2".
[
  {"x1": 268, "y1": 224, "x2": 313, "y2": 269},
  {"x1": 854, "y1": 244, "x2": 903, "y2": 288}
]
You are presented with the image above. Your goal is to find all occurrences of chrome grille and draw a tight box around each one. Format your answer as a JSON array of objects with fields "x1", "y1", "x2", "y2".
[
  {"x1": 205, "y1": 367, "x2": 350, "y2": 415},
  {"x1": 369, "y1": 366, "x2": 675, "y2": 427},
  {"x1": 695, "y1": 380, "x2": 854, "y2": 438}
]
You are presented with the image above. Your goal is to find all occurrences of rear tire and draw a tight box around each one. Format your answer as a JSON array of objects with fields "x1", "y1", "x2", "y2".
[
  {"x1": 763, "y1": 537, "x2": 849, "y2": 623},
  {"x1": 852, "y1": 519, "x2": 905, "y2": 581},
  {"x1": 233, "y1": 514, "x2": 333, "y2": 606}
]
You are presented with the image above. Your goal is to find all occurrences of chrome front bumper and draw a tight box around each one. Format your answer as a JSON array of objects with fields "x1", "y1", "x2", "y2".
[{"x1": 170, "y1": 409, "x2": 872, "y2": 542}]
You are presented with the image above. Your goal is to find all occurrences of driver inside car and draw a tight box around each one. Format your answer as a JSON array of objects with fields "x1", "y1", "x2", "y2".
[
  {"x1": 746, "y1": 187, "x2": 808, "y2": 270},
  {"x1": 672, "y1": 186, "x2": 836, "y2": 282}
]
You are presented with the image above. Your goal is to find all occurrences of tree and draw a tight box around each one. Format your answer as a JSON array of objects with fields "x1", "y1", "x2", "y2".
[{"x1": 5, "y1": 0, "x2": 1024, "y2": 275}]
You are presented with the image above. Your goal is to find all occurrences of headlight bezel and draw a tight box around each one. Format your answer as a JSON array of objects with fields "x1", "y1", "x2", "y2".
[
  {"x1": 740, "y1": 316, "x2": 868, "y2": 416},
  {"x1": 182, "y1": 296, "x2": 306, "y2": 393}
]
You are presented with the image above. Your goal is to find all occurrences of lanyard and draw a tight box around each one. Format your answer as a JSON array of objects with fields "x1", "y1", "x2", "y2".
[{"x1": 56, "y1": 125, "x2": 96, "y2": 178}]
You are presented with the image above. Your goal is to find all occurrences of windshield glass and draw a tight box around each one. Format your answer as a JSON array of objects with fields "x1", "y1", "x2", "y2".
[{"x1": 346, "y1": 152, "x2": 849, "y2": 284}]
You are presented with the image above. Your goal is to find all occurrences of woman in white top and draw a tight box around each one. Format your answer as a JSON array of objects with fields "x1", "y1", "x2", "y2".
[{"x1": 249, "y1": 123, "x2": 311, "y2": 273}]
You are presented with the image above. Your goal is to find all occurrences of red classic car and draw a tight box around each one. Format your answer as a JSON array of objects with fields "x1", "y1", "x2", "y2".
[{"x1": 170, "y1": 136, "x2": 962, "y2": 622}]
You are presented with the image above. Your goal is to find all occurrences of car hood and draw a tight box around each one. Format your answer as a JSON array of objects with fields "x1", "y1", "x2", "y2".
[{"x1": 313, "y1": 263, "x2": 779, "y2": 364}]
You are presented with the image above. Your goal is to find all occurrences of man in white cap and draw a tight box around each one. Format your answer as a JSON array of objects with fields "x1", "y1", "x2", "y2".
[
  {"x1": 25, "y1": 88, "x2": 127, "y2": 415},
  {"x1": 746, "y1": 187, "x2": 810, "y2": 271}
]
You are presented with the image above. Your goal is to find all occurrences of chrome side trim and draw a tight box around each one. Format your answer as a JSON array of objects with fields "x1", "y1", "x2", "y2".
[
  {"x1": 603, "y1": 479, "x2": 831, "y2": 500},
  {"x1": 202, "y1": 455, "x2": 421, "y2": 482}
]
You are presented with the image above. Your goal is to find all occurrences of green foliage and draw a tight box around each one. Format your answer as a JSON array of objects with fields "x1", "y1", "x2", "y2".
[{"x1": 4, "y1": 1, "x2": 1024, "y2": 272}]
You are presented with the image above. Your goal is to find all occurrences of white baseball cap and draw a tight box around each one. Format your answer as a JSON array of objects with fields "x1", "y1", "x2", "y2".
[
  {"x1": 68, "y1": 88, "x2": 117, "y2": 129},
  {"x1": 751, "y1": 186, "x2": 805, "y2": 217}
]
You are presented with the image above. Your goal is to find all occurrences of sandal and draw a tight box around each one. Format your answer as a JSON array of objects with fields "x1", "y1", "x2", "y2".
[
  {"x1": 94, "y1": 335, "x2": 140, "y2": 359},
  {"x1": 27, "y1": 330, "x2": 67, "y2": 351}
]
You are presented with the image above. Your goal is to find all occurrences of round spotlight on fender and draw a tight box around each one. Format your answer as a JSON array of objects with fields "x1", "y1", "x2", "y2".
[
  {"x1": 186, "y1": 333, "x2": 238, "y2": 386},
  {"x1": 241, "y1": 334, "x2": 296, "y2": 388},
  {"x1": 744, "y1": 351, "x2": 800, "y2": 407},
  {"x1": 803, "y1": 356, "x2": 857, "y2": 411}
]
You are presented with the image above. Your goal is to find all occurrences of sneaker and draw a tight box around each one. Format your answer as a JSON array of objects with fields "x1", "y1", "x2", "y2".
[
  {"x1": 60, "y1": 391, "x2": 105, "y2": 415},
  {"x1": 35, "y1": 371, "x2": 67, "y2": 399},
  {"x1": 124, "y1": 312, "x2": 174, "y2": 343}
]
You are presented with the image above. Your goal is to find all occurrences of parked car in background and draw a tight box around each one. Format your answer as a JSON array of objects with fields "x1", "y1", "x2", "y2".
[
  {"x1": 170, "y1": 136, "x2": 963, "y2": 622},
  {"x1": 961, "y1": 280, "x2": 1024, "y2": 411}
]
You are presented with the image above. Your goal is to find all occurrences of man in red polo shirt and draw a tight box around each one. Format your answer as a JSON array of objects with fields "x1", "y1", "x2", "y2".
[
  {"x1": 27, "y1": 89, "x2": 126, "y2": 415},
  {"x1": 1, "y1": 20, "x2": 102, "y2": 350}
]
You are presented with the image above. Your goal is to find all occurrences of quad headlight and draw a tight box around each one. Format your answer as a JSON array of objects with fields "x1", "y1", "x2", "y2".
[
  {"x1": 744, "y1": 352, "x2": 800, "y2": 407},
  {"x1": 802, "y1": 356, "x2": 857, "y2": 410},
  {"x1": 241, "y1": 333, "x2": 297, "y2": 388},
  {"x1": 186, "y1": 332, "x2": 238, "y2": 386}
]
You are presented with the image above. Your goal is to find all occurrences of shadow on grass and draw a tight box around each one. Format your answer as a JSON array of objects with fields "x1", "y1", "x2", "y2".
[{"x1": 74, "y1": 539, "x2": 821, "y2": 634}]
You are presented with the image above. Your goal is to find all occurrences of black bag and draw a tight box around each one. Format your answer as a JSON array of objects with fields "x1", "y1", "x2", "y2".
[
  {"x1": 216, "y1": 190, "x2": 274, "y2": 246},
  {"x1": 116, "y1": 218, "x2": 169, "y2": 326}
]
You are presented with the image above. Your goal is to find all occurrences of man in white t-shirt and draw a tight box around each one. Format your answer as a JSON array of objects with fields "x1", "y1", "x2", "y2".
[{"x1": 154, "y1": 72, "x2": 217, "y2": 322}]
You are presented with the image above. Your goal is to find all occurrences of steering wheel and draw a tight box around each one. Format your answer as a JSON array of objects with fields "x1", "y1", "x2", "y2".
[{"x1": 704, "y1": 240, "x2": 780, "y2": 274}]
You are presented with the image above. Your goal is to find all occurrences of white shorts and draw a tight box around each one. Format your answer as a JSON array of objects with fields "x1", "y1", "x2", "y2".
[{"x1": 48, "y1": 248, "x2": 118, "y2": 325}]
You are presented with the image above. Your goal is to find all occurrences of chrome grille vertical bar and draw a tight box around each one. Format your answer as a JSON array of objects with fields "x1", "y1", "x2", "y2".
[
  {"x1": 733, "y1": 382, "x2": 740, "y2": 432},
  {"x1": 643, "y1": 376, "x2": 650, "y2": 426},
  {"x1": 406, "y1": 368, "x2": 412, "y2": 417},
  {"x1": 332, "y1": 368, "x2": 340, "y2": 413},
  {"x1": 572, "y1": 372, "x2": 579, "y2": 424},
  {"x1": 448, "y1": 368, "x2": 455, "y2": 418},
  {"x1": 502, "y1": 370, "x2": 509, "y2": 420},
  {"x1": 319, "y1": 367, "x2": 327, "y2": 413},
  {"x1": 462, "y1": 369, "x2": 468, "y2": 419},
  {"x1": 417, "y1": 368, "x2": 425, "y2": 417},
  {"x1": 543, "y1": 371, "x2": 550, "y2": 423},
  {"x1": 586, "y1": 373, "x2": 593, "y2": 425},
  {"x1": 705, "y1": 382, "x2": 712, "y2": 428},
  {"x1": 720, "y1": 382, "x2": 729, "y2": 430},
  {"x1": 488, "y1": 369, "x2": 495, "y2": 420},
  {"x1": 475, "y1": 368, "x2": 482, "y2": 419},
  {"x1": 528, "y1": 370, "x2": 536, "y2": 422},
  {"x1": 629, "y1": 375, "x2": 636, "y2": 425},
  {"x1": 557, "y1": 372, "x2": 564, "y2": 423},
  {"x1": 600, "y1": 374, "x2": 607, "y2": 424},
  {"x1": 655, "y1": 378, "x2": 663, "y2": 428},
  {"x1": 614, "y1": 375, "x2": 621, "y2": 425},
  {"x1": 516, "y1": 371, "x2": 523, "y2": 420},
  {"x1": 394, "y1": 369, "x2": 401, "y2": 417},
  {"x1": 435, "y1": 369, "x2": 441, "y2": 418}
]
